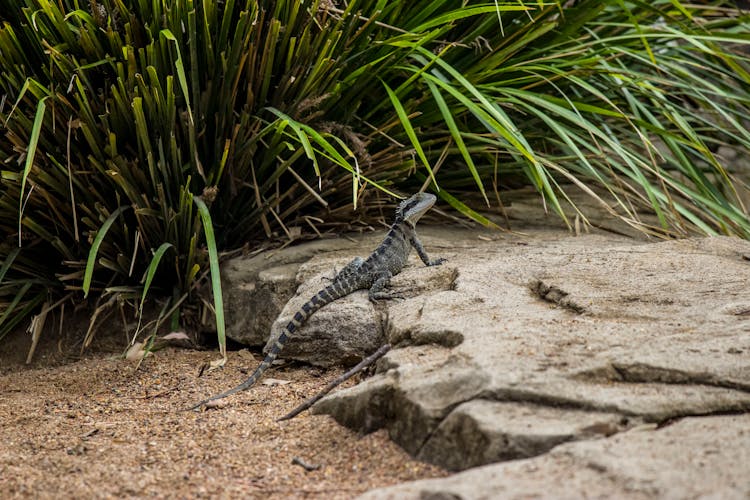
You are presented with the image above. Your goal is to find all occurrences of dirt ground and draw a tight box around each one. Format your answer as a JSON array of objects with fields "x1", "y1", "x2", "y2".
[{"x1": 0, "y1": 328, "x2": 446, "y2": 499}]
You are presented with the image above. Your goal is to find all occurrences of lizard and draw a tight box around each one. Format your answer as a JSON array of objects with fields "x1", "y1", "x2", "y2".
[{"x1": 189, "y1": 191, "x2": 445, "y2": 410}]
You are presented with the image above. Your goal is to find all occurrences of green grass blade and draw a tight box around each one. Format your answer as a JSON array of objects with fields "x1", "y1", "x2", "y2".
[
  {"x1": 139, "y1": 242, "x2": 173, "y2": 315},
  {"x1": 425, "y1": 79, "x2": 488, "y2": 205},
  {"x1": 193, "y1": 195, "x2": 226, "y2": 359},
  {"x1": 160, "y1": 28, "x2": 198, "y2": 174},
  {"x1": 83, "y1": 206, "x2": 130, "y2": 298},
  {"x1": 18, "y1": 96, "x2": 49, "y2": 246},
  {"x1": 0, "y1": 247, "x2": 21, "y2": 283},
  {"x1": 0, "y1": 281, "x2": 32, "y2": 329},
  {"x1": 382, "y1": 80, "x2": 438, "y2": 189},
  {"x1": 0, "y1": 286, "x2": 46, "y2": 342},
  {"x1": 417, "y1": 173, "x2": 499, "y2": 229},
  {"x1": 159, "y1": 29, "x2": 193, "y2": 124}
]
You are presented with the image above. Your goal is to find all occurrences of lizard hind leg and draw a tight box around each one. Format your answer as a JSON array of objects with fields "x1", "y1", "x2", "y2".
[
  {"x1": 368, "y1": 271, "x2": 403, "y2": 302},
  {"x1": 321, "y1": 256, "x2": 364, "y2": 283},
  {"x1": 336, "y1": 256, "x2": 365, "y2": 281}
]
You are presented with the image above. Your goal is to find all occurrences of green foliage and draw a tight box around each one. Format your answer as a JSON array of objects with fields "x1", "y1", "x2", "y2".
[
  {"x1": 193, "y1": 195, "x2": 225, "y2": 359},
  {"x1": 0, "y1": 1, "x2": 748, "y2": 340}
]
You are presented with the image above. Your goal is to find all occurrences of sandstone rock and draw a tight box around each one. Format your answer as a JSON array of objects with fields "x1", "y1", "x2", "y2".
[
  {"x1": 222, "y1": 235, "x2": 380, "y2": 346},
  {"x1": 417, "y1": 400, "x2": 628, "y2": 471},
  {"x1": 220, "y1": 227, "x2": 750, "y2": 497},
  {"x1": 223, "y1": 230, "x2": 457, "y2": 365},
  {"x1": 310, "y1": 231, "x2": 750, "y2": 474},
  {"x1": 222, "y1": 259, "x2": 299, "y2": 345},
  {"x1": 263, "y1": 256, "x2": 383, "y2": 367},
  {"x1": 359, "y1": 415, "x2": 750, "y2": 499}
]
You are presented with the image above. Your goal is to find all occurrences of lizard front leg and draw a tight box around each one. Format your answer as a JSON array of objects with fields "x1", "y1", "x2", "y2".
[{"x1": 410, "y1": 235, "x2": 446, "y2": 267}]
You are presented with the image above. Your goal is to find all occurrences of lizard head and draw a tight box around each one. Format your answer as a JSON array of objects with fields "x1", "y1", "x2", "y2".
[{"x1": 395, "y1": 192, "x2": 437, "y2": 225}]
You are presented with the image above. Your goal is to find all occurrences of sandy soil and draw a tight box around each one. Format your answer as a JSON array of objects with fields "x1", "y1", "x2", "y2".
[{"x1": 0, "y1": 335, "x2": 446, "y2": 499}]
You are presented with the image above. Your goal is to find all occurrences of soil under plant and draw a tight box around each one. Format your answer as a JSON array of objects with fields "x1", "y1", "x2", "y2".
[{"x1": 0, "y1": 328, "x2": 446, "y2": 498}]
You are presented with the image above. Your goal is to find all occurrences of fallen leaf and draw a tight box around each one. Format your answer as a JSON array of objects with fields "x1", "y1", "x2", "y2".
[
  {"x1": 237, "y1": 349, "x2": 257, "y2": 361},
  {"x1": 262, "y1": 378, "x2": 291, "y2": 386},
  {"x1": 161, "y1": 331, "x2": 190, "y2": 341},
  {"x1": 125, "y1": 342, "x2": 147, "y2": 362},
  {"x1": 200, "y1": 356, "x2": 227, "y2": 374}
]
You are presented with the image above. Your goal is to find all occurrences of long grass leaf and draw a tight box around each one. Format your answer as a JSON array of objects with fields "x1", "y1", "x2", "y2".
[
  {"x1": 18, "y1": 96, "x2": 49, "y2": 246},
  {"x1": 139, "y1": 242, "x2": 173, "y2": 315},
  {"x1": 0, "y1": 286, "x2": 46, "y2": 342},
  {"x1": 83, "y1": 206, "x2": 130, "y2": 297},
  {"x1": 0, "y1": 247, "x2": 21, "y2": 283},
  {"x1": 425, "y1": 79, "x2": 488, "y2": 205},
  {"x1": 193, "y1": 195, "x2": 226, "y2": 359},
  {"x1": 382, "y1": 80, "x2": 438, "y2": 189}
]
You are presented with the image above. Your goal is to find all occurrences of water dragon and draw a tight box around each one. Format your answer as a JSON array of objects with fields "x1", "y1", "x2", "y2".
[{"x1": 190, "y1": 192, "x2": 445, "y2": 410}]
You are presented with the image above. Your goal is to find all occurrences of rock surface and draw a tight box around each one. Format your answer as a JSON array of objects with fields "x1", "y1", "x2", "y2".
[
  {"x1": 265, "y1": 254, "x2": 385, "y2": 367},
  {"x1": 223, "y1": 231, "x2": 457, "y2": 366},
  {"x1": 221, "y1": 227, "x2": 750, "y2": 497},
  {"x1": 222, "y1": 235, "x2": 386, "y2": 361},
  {"x1": 359, "y1": 414, "x2": 750, "y2": 500}
]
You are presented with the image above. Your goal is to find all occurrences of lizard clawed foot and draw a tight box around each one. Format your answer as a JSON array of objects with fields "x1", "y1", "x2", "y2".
[
  {"x1": 369, "y1": 292, "x2": 405, "y2": 303},
  {"x1": 428, "y1": 257, "x2": 447, "y2": 266}
]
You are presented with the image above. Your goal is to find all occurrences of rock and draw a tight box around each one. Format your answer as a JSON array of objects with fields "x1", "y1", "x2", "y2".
[
  {"x1": 358, "y1": 414, "x2": 750, "y2": 499},
  {"x1": 263, "y1": 255, "x2": 384, "y2": 367},
  {"x1": 222, "y1": 259, "x2": 299, "y2": 345},
  {"x1": 222, "y1": 230, "x2": 457, "y2": 365},
  {"x1": 417, "y1": 400, "x2": 628, "y2": 471},
  {"x1": 313, "y1": 354, "x2": 490, "y2": 452},
  {"x1": 220, "y1": 226, "x2": 750, "y2": 496},
  {"x1": 222, "y1": 235, "x2": 381, "y2": 346},
  {"x1": 310, "y1": 231, "x2": 750, "y2": 474}
]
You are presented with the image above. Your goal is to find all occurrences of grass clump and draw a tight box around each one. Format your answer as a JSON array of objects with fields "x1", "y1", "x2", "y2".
[{"x1": 0, "y1": 1, "x2": 748, "y2": 345}]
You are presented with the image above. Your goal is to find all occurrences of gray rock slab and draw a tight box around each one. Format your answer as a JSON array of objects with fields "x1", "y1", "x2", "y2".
[
  {"x1": 264, "y1": 255, "x2": 383, "y2": 367},
  {"x1": 417, "y1": 399, "x2": 628, "y2": 471},
  {"x1": 310, "y1": 230, "x2": 750, "y2": 474},
  {"x1": 220, "y1": 226, "x2": 750, "y2": 493},
  {"x1": 358, "y1": 414, "x2": 750, "y2": 500},
  {"x1": 222, "y1": 229, "x2": 457, "y2": 363},
  {"x1": 222, "y1": 234, "x2": 382, "y2": 346},
  {"x1": 222, "y1": 260, "x2": 299, "y2": 345}
]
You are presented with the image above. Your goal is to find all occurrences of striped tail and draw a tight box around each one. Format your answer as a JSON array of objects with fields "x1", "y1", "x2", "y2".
[{"x1": 188, "y1": 282, "x2": 352, "y2": 410}]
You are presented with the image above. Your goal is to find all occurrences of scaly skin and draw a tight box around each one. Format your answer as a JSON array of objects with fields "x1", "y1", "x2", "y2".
[{"x1": 189, "y1": 192, "x2": 445, "y2": 410}]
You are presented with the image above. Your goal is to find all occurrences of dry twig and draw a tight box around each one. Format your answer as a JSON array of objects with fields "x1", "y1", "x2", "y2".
[{"x1": 278, "y1": 344, "x2": 391, "y2": 421}]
